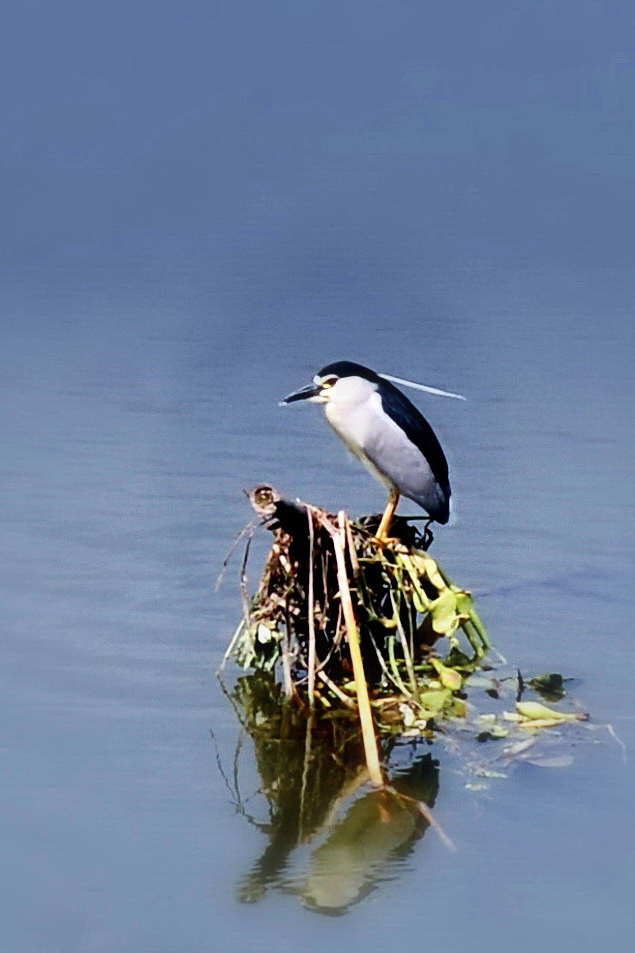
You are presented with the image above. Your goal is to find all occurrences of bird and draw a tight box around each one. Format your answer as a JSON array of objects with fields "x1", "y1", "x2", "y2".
[{"x1": 281, "y1": 360, "x2": 463, "y2": 540}]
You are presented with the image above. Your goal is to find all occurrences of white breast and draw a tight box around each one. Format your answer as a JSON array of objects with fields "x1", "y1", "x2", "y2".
[{"x1": 324, "y1": 389, "x2": 439, "y2": 506}]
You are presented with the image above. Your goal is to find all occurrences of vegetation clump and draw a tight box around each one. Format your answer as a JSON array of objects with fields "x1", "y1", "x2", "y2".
[
  {"x1": 223, "y1": 486, "x2": 501, "y2": 781},
  {"x1": 218, "y1": 486, "x2": 599, "y2": 900},
  {"x1": 226, "y1": 485, "x2": 489, "y2": 703}
]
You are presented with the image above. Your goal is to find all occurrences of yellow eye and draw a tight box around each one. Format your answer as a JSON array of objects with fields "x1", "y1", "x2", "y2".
[{"x1": 321, "y1": 376, "x2": 338, "y2": 389}]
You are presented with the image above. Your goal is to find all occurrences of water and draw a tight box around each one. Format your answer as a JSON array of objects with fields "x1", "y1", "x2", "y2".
[{"x1": 2, "y1": 1, "x2": 635, "y2": 950}]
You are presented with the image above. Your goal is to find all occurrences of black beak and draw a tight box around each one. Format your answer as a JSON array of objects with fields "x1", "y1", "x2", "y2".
[{"x1": 280, "y1": 383, "x2": 320, "y2": 405}]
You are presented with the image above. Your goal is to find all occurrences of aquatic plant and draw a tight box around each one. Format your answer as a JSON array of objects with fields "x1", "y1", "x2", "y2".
[{"x1": 222, "y1": 485, "x2": 591, "y2": 786}]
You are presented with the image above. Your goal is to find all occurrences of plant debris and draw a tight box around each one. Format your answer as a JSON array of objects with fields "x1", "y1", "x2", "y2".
[{"x1": 221, "y1": 485, "x2": 592, "y2": 786}]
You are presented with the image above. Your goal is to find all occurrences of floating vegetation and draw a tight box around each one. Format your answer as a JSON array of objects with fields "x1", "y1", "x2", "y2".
[
  {"x1": 221, "y1": 485, "x2": 592, "y2": 790},
  {"x1": 215, "y1": 486, "x2": 621, "y2": 910}
]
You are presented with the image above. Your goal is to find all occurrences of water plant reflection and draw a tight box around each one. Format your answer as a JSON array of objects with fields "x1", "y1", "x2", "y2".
[{"x1": 222, "y1": 673, "x2": 439, "y2": 915}]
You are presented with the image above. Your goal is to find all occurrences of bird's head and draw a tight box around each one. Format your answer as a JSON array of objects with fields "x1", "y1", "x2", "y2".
[{"x1": 281, "y1": 361, "x2": 380, "y2": 406}]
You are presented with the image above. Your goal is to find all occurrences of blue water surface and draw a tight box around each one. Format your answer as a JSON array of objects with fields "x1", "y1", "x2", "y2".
[{"x1": 2, "y1": 2, "x2": 634, "y2": 950}]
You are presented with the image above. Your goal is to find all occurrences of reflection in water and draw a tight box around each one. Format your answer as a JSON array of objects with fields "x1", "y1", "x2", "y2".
[{"x1": 219, "y1": 674, "x2": 439, "y2": 915}]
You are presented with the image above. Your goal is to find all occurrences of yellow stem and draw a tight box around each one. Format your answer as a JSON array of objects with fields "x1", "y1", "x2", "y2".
[
  {"x1": 306, "y1": 510, "x2": 316, "y2": 708},
  {"x1": 319, "y1": 511, "x2": 384, "y2": 787}
]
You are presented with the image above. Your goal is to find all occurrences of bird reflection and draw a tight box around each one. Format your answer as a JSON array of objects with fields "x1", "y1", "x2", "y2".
[{"x1": 218, "y1": 673, "x2": 440, "y2": 915}]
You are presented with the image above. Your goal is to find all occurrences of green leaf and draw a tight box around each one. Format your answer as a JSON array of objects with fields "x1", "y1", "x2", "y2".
[
  {"x1": 454, "y1": 590, "x2": 474, "y2": 615},
  {"x1": 418, "y1": 688, "x2": 451, "y2": 713},
  {"x1": 411, "y1": 583, "x2": 430, "y2": 614},
  {"x1": 429, "y1": 590, "x2": 459, "y2": 634},
  {"x1": 419, "y1": 554, "x2": 446, "y2": 590},
  {"x1": 430, "y1": 657, "x2": 463, "y2": 691},
  {"x1": 393, "y1": 553, "x2": 431, "y2": 611},
  {"x1": 515, "y1": 701, "x2": 585, "y2": 723}
]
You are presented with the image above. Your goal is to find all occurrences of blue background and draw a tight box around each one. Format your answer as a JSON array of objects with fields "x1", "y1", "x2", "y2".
[{"x1": 2, "y1": 2, "x2": 634, "y2": 950}]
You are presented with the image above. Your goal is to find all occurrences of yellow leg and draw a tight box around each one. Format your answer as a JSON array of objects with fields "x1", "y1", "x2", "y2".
[{"x1": 376, "y1": 489, "x2": 400, "y2": 541}]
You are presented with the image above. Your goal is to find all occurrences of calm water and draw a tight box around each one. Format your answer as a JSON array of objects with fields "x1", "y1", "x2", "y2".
[{"x1": 3, "y1": 2, "x2": 635, "y2": 950}]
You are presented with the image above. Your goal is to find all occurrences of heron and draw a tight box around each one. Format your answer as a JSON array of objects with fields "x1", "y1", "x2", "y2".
[{"x1": 281, "y1": 360, "x2": 464, "y2": 540}]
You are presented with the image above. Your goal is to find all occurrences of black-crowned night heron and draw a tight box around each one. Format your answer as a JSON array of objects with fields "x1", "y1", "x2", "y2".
[{"x1": 281, "y1": 360, "x2": 464, "y2": 540}]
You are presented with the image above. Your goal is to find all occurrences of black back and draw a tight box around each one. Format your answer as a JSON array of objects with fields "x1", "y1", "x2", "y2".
[{"x1": 379, "y1": 379, "x2": 450, "y2": 498}]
